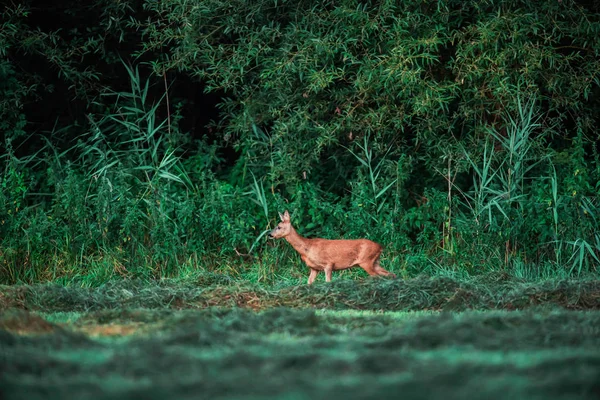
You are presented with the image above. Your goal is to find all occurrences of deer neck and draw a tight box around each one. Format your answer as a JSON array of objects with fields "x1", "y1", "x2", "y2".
[{"x1": 285, "y1": 226, "x2": 310, "y2": 255}]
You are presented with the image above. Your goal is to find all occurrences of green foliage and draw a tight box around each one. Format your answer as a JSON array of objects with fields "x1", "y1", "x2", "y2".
[{"x1": 2, "y1": 0, "x2": 600, "y2": 284}]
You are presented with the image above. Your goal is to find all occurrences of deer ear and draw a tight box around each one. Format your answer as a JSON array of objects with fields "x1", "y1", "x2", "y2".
[
  {"x1": 283, "y1": 210, "x2": 291, "y2": 221},
  {"x1": 278, "y1": 212, "x2": 285, "y2": 221}
]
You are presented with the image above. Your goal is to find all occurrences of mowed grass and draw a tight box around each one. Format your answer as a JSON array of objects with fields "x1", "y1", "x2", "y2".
[
  {"x1": 2, "y1": 273, "x2": 599, "y2": 312},
  {"x1": 1, "y1": 275, "x2": 600, "y2": 399}
]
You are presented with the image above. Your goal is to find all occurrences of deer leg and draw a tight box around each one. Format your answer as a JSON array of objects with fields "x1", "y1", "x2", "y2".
[
  {"x1": 307, "y1": 269, "x2": 318, "y2": 285},
  {"x1": 359, "y1": 261, "x2": 379, "y2": 276},
  {"x1": 374, "y1": 260, "x2": 396, "y2": 278},
  {"x1": 324, "y1": 265, "x2": 333, "y2": 282}
]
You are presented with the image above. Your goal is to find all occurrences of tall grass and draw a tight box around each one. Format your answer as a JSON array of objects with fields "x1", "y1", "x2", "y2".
[
  {"x1": 452, "y1": 95, "x2": 599, "y2": 277},
  {"x1": 0, "y1": 62, "x2": 267, "y2": 285},
  {"x1": 1, "y1": 77, "x2": 598, "y2": 286},
  {"x1": 344, "y1": 135, "x2": 397, "y2": 219}
]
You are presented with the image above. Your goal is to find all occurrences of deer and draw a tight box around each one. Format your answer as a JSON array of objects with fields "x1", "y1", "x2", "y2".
[{"x1": 268, "y1": 210, "x2": 396, "y2": 285}]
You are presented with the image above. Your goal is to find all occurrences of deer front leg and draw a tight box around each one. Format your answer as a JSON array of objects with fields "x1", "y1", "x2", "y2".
[
  {"x1": 307, "y1": 268, "x2": 318, "y2": 285},
  {"x1": 324, "y1": 265, "x2": 333, "y2": 282}
]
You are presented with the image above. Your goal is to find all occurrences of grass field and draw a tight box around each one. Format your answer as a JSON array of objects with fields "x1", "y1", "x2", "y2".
[{"x1": 1, "y1": 275, "x2": 600, "y2": 399}]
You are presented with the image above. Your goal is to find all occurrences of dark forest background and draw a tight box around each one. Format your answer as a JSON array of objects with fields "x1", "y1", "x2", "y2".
[{"x1": 1, "y1": 0, "x2": 599, "y2": 285}]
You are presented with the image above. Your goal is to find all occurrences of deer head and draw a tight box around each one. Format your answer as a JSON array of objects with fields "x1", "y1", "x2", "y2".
[{"x1": 268, "y1": 210, "x2": 292, "y2": 239}]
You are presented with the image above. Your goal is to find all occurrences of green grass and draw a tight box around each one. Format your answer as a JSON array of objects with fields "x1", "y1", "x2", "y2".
[
  {"x1": 1, "y1": 275, "x2": 600, "y2": 399},
  {"x1": 2, "y1": 273, "x2": 599, "y2": 313},
  {"x1": 1, "y1": 306, "x2": 599, "y2": 399}
]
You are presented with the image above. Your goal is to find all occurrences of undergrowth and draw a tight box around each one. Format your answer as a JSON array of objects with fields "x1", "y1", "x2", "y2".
[{"x1": 2, "y1": 1, "x2": 600, "y2": 286}]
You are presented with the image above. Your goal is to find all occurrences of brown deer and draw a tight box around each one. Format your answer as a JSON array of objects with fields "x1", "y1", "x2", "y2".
[{"x1": 268, "y1": 210, "x2": 396, "y2": 284}]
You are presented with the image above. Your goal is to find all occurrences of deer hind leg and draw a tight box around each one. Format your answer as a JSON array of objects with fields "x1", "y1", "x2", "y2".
[
  {"x1": 307, "y1": 268, "x2": 318, "y2": 285},
  {"x1": 373, "y1": 259, "x2": 396, "y2": 278},
  {"x1": 358, "y1": 261, "x2": 380, "y2": 277}
]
